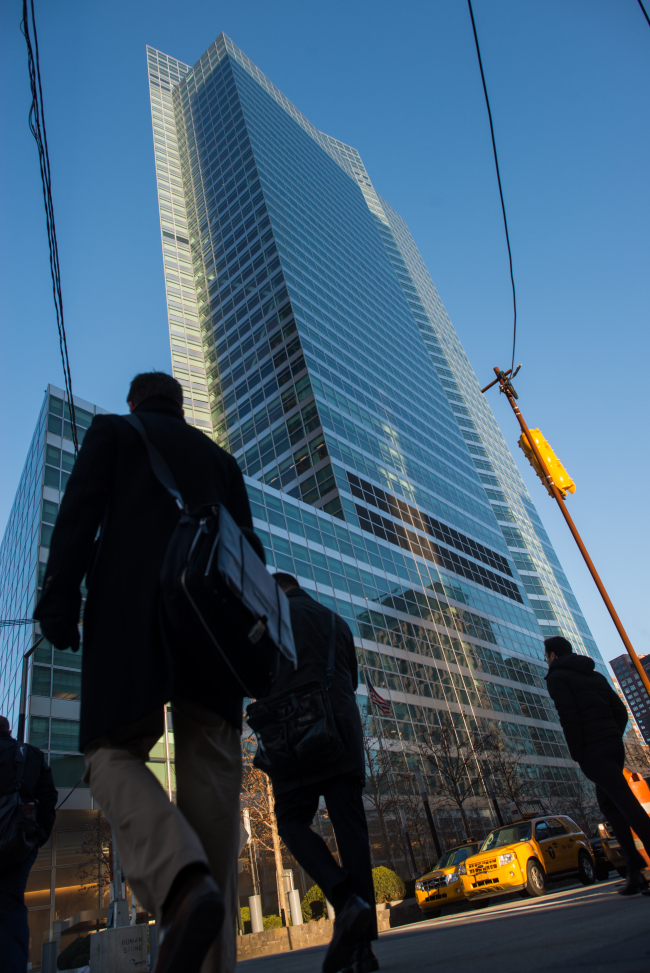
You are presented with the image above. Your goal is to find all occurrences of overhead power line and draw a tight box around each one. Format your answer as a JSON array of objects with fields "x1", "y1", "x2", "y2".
[
  {"x1": 466, "y1": 0, "x2": 518, "y2": 373},
  {"x1": 638, "y1": 0, "x2": 650, "y2": 29},
  {"x1": 20, "y1": 0, "x2": 79, "y2": 455}
]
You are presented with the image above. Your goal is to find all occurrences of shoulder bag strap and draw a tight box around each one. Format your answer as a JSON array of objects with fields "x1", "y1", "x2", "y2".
[
  {"x1": 14, "y1": 743, "x2": 27, "y2": 795},
  {"x1": 124, "y1": 414, "x2": 187, "y2": 512},
  {"x1": 324, "y1": 613, "x2": 338, "y2": 692}
]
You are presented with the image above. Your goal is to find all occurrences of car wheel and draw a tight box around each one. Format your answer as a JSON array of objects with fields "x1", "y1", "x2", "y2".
[
  {"x1": 616, "y1": 866, "x2": 627, "y2": 878},
  {"x1": 523, "y1": 858, "x2": 547, "y2": 897},
  {"x1": 594, "y1": 861, "x2": 610, "y2": 881},
  {"x1": 578, "y1": 851, "x2": 596, "y2": 886}
]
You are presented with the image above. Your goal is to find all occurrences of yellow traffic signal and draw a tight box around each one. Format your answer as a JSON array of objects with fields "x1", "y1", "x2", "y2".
[{"x1": 518, "y1": 429, "x2": 576, "y2": 499}]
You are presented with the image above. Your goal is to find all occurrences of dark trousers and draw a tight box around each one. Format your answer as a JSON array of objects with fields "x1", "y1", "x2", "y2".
[
  {"x1": 0, "y1": 846, "x2": 38, "y2": 973},
  {"x1": 274, "y1": 774, "x2": 377, "y2": 940},
  {"x1": 580, "y1": 739, "x2": 650, "y2": 875}
]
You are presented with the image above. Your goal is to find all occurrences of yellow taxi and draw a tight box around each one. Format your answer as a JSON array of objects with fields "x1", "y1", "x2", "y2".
[
  {"x1": 459, "y1": 815, "x2": 595, "y2": 903},
  {"x1": 415, "y1": 840, "x2": 482, "y2": 916}
]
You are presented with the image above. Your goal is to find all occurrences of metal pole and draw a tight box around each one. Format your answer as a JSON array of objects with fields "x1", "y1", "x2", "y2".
[
  {"x1": 17, "y1": 636, "x2": 45, "y2": 743},
  {"x1": 486, "y1": 366, "x2": 650, "y2": 701},
  {"x1": 414, "y1": 768, "x2": 443, "y2": 859},
  {"x1": 397, "y1": 806, "x2": 418, "y2": 876}
]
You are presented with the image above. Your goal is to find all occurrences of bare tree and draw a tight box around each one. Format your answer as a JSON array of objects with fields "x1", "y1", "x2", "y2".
[
  {"x1": 360, "y1": 713, "x2": 398, "y2": 869},
  {"x1": 240, "y1": 740, "x2": 288, "y2": 922},
  {"x1": 78, "y1": 814, "x2": 112, "y2": 907},
  {"x1": 416, "y1": 713, "x2": 487, "y2": 839},
  {"x1": 556, "y1": 776, "x2": 601, "y2": 835},
  {"x1": 481, "y1": 730, "x2": 531, "y2": 806},
  {"x1": 624, "y1": 739, "x2": 650, "y2": 776}
]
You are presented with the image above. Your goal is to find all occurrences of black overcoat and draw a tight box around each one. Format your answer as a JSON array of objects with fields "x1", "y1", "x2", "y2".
[
  {"x1": 269, "y1": 587, "x2": 365, "y2": 796},
  {"x1": 34, "y1": 397, "x2": 253, "y2": 750},
  {"x1": 545, "y1": 654, "x2": 628, "y2": 763}
]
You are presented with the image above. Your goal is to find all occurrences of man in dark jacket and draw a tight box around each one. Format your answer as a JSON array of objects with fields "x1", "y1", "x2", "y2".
[
  {"x1": 0, "y1": 715, "x2": 57, "y2": 973},
  {"x1": 544, "y1": 635, "x2": 650, "y2": 895},
  {"x1": 33, "y1": 372, "x2": 254, "y2": 973},
  {"x1": 267, "y1": 575, "x2": 377, "y2": 973}
]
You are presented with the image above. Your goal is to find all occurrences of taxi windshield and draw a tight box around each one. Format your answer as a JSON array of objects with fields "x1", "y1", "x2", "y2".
[
  {"x1": 481, "y1": 823, "x2": 532, "y2": 851},
  {"x1": 435, "y1": 844, "x2": 480, "y2": 869}
]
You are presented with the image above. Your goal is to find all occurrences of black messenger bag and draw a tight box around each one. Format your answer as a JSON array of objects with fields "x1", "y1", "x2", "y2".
[
  {"x1": 246, "y1": 611, "x2": 345, "y2": 778},
  {"x1": 125, "y1": 414, "x2": 297, "y2": 699}
]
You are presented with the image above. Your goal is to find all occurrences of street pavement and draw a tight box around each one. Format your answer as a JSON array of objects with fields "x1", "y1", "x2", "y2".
[{"x1": 236, "y1": 880, "x2": 650, "y2": 973}]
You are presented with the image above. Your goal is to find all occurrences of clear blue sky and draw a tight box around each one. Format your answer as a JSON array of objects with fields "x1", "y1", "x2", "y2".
[{"x1": 1, "y1": 0, "x2": 648, "y2": 666}]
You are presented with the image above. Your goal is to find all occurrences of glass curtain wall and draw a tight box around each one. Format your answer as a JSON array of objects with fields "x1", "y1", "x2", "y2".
[{"x1": 146, "y1": 32, "x2": 608, "y2": 842}]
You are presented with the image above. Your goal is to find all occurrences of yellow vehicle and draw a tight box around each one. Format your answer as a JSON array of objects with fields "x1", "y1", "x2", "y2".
[
  {"x1": 459, "y1": 815, "x2": 596, "y2": 903},
  {"x1": 415, "y1": 840, "x2": 482, "y2": 916}
]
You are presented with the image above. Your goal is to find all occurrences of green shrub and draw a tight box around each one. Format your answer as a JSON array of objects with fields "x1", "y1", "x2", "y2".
[
  {"x1": 263, "y1": 914, "x2": 283, "y2": 929},
  {"x1": 301, "y1": 883, "x2": 327, "y2": 922},
  {"x1": 372, "y1": 866, "x2": 406, "y2": 904},
  {"x1": 57, "y1": 935, "x2": 90, "y2": 970}
]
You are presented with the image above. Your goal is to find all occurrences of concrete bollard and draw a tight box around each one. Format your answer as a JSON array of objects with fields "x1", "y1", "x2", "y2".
[
  {"x1": 288, "y1": 888, "x2": 303, "y2": 926},
  {"x1": 248, "y1": 893, "x2": 264, "y2": 933}
]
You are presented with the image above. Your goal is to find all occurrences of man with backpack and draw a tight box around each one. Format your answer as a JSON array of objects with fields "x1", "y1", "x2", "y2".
[
  {"x1": 34, "y1": 372, "x2": 256, "y2": 973},
  {"x1": 0, "y1": 714, "x2": 57, "y2": 972},
  {"x1": 252, "y1": 574, "x2": 378, "y2": 973}
]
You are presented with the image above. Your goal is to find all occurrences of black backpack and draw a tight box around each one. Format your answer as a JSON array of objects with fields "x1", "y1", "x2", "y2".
[
  {"x1": 0, "y1": 744, "x2": 38, "y2": 869},
  {"x1": 125, "y1": 414, "x2": 296, "y2": 699},
  {"x1": 246, "y1": 610, "x2": 345, "y2": 779}
]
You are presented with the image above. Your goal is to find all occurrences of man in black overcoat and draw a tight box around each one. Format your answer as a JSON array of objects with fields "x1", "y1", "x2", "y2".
[
  {"x1": 33, "y1": 372, "x2": 254, "y2": 973},
  {"x1": 544, "y1": 635, "x2": 650, "y2": 896},
  {"x1": 266, "y1": 574, "x2": 378, "y2": 973}
]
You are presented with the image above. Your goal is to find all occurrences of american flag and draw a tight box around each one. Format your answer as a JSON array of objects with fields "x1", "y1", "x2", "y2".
[{"x1": 368, "y1": 681, "x2": 391, "y2": 716}]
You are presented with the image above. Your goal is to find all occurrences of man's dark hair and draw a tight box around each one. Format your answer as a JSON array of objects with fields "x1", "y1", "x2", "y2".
[
  {"x1": 127, "y1": 372, "x2": 184, "y2": 408},
  {"x1": 0, "y1": 716, "x2": 10, "y2": 733},
  {"x1": 272, "y1": 573, "x2": 300, "y2": 590},
  {"x1": 544, "y1": 636, "x2": 573, "y2": 658}
]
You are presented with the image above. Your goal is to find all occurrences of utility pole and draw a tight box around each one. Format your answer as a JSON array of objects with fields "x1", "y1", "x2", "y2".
[
  {"x1": 482, "y1": 366, "x2": 650, "y2": 701},
  {"x1": 17, "y1": 636, "x2": 45, "y2": 743}
]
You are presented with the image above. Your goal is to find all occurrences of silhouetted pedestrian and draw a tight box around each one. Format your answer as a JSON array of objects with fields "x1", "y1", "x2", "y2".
[
  {"x1": 545, "y1": 635, "x2": 650, "y2": 895},
  {"x1": 0, "y1": 715, "x2": 57, "y2": 973},
  {"x1": 34, "y1": 372, "x2": 255, "y2": 973},
  {"x1": 259, "y1": 575, "x2": 378, "y2": 973}
]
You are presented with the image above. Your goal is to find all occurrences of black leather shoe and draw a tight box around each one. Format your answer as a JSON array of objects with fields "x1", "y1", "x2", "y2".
[
  {"x1": 323, "y1": 895, "x2": 372, "y2": 973},
  {"x1": 155, "y1": 873, "x2": 224, "y2": 973},
  {"x1": 617, "y1": 874, "x2": 649, "y2": 897},
  {"x1": 346, "y1": 941, "x2": 379, "y2": 972}
]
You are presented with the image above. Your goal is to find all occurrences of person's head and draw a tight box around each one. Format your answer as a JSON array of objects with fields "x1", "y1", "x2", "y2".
[
  {"x1": 0, "y1": 716, "x2": 10, "y2": 734},
  {"x1": 127, "y1": 372, "x2": 184, "y2": 413},
  {"x1": 544, "y1": 636, "x2": 573, "y2": 667},
  {"x1": 272, "y1": 573, "x2": 300, "y2": 594}
]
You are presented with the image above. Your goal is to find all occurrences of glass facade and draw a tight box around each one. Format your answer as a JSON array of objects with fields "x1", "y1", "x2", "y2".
[
  {"x1": 0, "y1": 384, "x2": 105, "y2": 786},
  {"x1": 145, "y1": 31, "x2": 610, "y2": 823}
]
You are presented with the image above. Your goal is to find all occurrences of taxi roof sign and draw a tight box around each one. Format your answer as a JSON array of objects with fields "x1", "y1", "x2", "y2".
[{"x1": 508, "y1": 799, "x2": 546, "y2": 821}]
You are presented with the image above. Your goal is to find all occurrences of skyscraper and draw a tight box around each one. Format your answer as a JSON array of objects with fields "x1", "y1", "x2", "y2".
[
  {"x1": 146, "y1": 35, "x2": 608, "y2": 826},
  {"x1": 611, "y1": 653, "x2": 650, "y2": 743}
]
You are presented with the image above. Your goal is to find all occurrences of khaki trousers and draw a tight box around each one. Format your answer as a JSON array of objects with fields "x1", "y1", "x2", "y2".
[{"x1": 84, "y1": 699, "x2": 242, "y2": 973}]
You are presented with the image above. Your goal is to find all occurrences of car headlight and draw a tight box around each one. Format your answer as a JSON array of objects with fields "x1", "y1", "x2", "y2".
[
  {"x1": 445, "y1": 871, "x2": 458, "y2": 884},
  {"x1": 457, "y1": 862, "x2": 467, "y2": 875},
  {"x1": 415, "y1": 881, "x2": 423, "y2": 891},
  {"x1": 498, "y1": 853, "x2": 515, "y2": 866}
]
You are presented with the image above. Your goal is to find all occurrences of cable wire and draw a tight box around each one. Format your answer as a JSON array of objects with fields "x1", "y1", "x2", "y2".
[
  {"x1": 467, "y1": 0, "x2": 518, "y2": 372},
  {"x1": 638, "y1": 0, "x2": 650, "y2": 28},
  {"x1": 20, "y1": 0, "x2": 79, "y2": 455}
]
